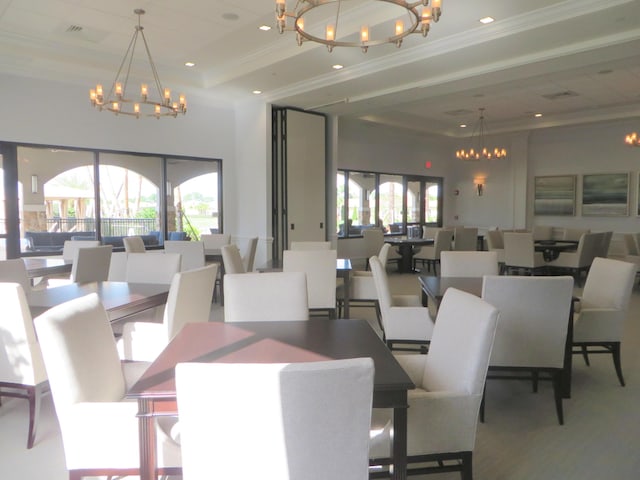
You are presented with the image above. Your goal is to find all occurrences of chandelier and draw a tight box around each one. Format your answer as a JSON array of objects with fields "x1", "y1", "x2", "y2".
[
  {"x1": 625, "y1": 131, "x2": 639, "y2": 147},
  {"x1": 456, "y1": 108, "x2": 507, "y2": 161},
  {"x1": 89, "y1": 9, "x2": 186, "y2": 119},
  {"x1": 275, "y1": 0, "x2": 442, "y2": 53}
]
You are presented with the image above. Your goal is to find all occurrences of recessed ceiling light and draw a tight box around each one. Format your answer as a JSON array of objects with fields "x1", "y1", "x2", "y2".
[
  {"x1": 534, "y1": 113, "x2": 543, "y2": 118},
  {"x1": 252, "y1": 90, "x2": 262, "y2": 95},
  {"x1": 259, "y1": 25, "x2": 271, "y2": 31},
  {"x1": 184, "y1": 62, "x2": 196, "y2": 67},
  {"x1": 332, "y1": 64, "x2": 344, "y2": 70},
  {"x1": 479, "y1": 16, "x2": 495, "y2": 24},
  {"x1": 459, "y1": 124, "x2": 467, "y2": 128}
]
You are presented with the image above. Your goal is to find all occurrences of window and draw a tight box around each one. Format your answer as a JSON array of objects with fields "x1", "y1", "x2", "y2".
[{"x1": 337, "y1": 169, "x2": 443, "y2": 238}]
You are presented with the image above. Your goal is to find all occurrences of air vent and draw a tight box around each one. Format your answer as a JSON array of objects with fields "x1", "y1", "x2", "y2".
[
  {"x1": 541, "y1": 90, "x2": 579, "y2": 100},
  {"x1": 444, "y1": 109, "x2": 474, "y2": 116},
  {"x1": 66, "y1": 25, "x2": 83, "y2": 33}
]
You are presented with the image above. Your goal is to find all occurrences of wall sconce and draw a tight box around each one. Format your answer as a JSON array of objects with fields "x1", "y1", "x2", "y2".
[
  {"x1": 473, "y1": 177, "x2": 485, "y2": 196},
  {"x1": 31, "y1": 175, "x2": 38, "y2": 194}
]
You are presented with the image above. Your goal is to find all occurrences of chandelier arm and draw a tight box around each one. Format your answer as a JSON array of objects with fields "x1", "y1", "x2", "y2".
[
  {"x1": 139, "y1": 29, "x2": 165, "y2": 101},
  {"x1": 121, "y1": 30, "x2": 140, "y2": 100},
  {"x1": 333, "y1": 0, "x2": 342, "y2": 39},
  {"x1": 107, "y1": 29, "x2": 139, "y2": 101}
]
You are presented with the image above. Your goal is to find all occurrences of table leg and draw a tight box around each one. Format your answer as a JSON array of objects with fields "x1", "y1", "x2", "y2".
[
  {"x1": 392, "y1": 404, "x2": 408, "y2": 480},
  {"x1": 138, "y1": 399, "x2": 156, "y2": 480}
]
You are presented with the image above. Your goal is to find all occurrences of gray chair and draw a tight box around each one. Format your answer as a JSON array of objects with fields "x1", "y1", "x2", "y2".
[
  {"x1": 221, "y1": 243, "x2": 245, "y2": 274},
  {"x1": 453, "y1": 227, "x2": 478, "y2": 251},
  {"x1": 412, "y1": 229, "x2": 453, "y2": 274},
  {"x1": 70, "y1": 245, "x2": 112, "y2": 283}
]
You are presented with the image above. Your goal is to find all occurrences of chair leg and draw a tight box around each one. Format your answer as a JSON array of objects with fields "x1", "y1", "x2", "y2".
[
  {"x1": 460, "y1": 451, "x2": 473, "y2": 480},
  {"x1": 532, "y1": 371, "x2": 539, "y2": 393},
  {"x1": 581, "y1": 345, "x2": 590, "y2": 366},
  {"x1": 552, "y1": 371, "x2": 564, "y2": 425},
  {"x1": 612, "y1": 342, "x2": 625, "y2": 387}
]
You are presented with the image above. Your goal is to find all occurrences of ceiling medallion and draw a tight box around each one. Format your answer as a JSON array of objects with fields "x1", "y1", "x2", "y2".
[
  {"x1": 276, "y1": 0, "x2": 442, "y2": 53},
  {"x1": 89, "y1": 9, "x2": 187, "y2": 119}
]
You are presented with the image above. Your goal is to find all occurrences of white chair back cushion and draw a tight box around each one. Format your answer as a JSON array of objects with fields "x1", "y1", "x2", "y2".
[
  {"x1": 176, "y1": 358, "x2": 374, "y2": 480},
  {"x1": 422, "y1": 287, "x2": 499, "y2": 394},
  {"x1": 453, "y1": 227, "x2": 478, "y2": 251},
  {"x1": 0, "y1": 259, "x2": 32, "y2": 296},
  {"x1": 481, "y1": 275, "x2": 574, "y2": 368},
  {"x1": 363, "y1": 229, "x2": 384, "y2": 258},
  {"x1": 221, "y1": 244, "x2": 245, "y2": 274},
  {"x1": 283, "y1": 249, "x2": 337, "y2": 309},
  {"x1": 377, "y1": 243, "x2": 391, "y2": 266},
  {"x1": 71, "y1": 245, "x2": 112, "y2": 283},
  {"x1": 581, "y1": 257, "x2": 636, "y2": 311},
  {"x1": 290, "y1": 241, "x2": 331, "y2": 250},
  {"x1": 34, "y1": 293, "x2": 126, "y2": 408},
  {"x1": 62, "y1": 240, "x2": 101, "y2": 260},
  {"x1": 125, "y1": 252, "x2": 181, "y2": 285},
  {"x1": 122, "y1": 236, "x2": 146, "y2": 253},
  {"x1": 369, "y1": 255, "x2": 393, "y2": 315},
  {"x1": 164, "y1": 241, "x2": 205, "y2": 271},
  {"x1": 440, "y1": 251, "x2": 498, "y2": 277},
  {"x1": 0, "y1": 283, "x2": 46, "y2": 385},
  {"x1": 243, "y1": 237, "x2": 259, "y2": 272},
  {"x1": 224, "y1": 272, "x2": 309, "y2": 322},
  {"x1": 200, "y1": 233, "x2": 231, "y2": 250},
  {"x1": 107, "y1": 252, "x2": 128, "y2": 281}
]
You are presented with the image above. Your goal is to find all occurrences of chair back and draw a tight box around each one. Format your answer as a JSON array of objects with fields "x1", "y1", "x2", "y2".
[
  {"x1": 624, "y1": 233, "x2": 639, "y2": 255},
  {"x1": 283, "y1": 249, "x2": 337, "y2": 310},
  {"x1": 563, "y1": 228, "x2": 590, "y2": 242},
  {"x1": 440, "y1": 251, "x2": 498, "y2": 277},
  {"x1": 290, "y1": 241, "x2": 331, "y2": 250},
  {"x1": 422, "y1": 288, "x2": 499, "y2": 395},
  {"x1": 200, "y1": 233, "x2": 231, "y2": 251},
  {"x1": 164, "y1": 240, "x2": 205, "y2": 271},
  {"x1": 363, "y1": 229, "x2": 384, "y2": 258},
  {"x1": 581, "y1": 257, "x2": 636, "y2": 312},
  {"x1": 62, "y1": 240, "x2": 100, "y2": 260},
  {"x1": 453, "y1": 227, "x2": 478, "y2": 251},
  {"x1": 242, "y1": 237, "x2": 259, "y2": 272},
  {"x1": 0, "y1": 283, "x2": 46, "y2": 386},
  {"x1": 532, "y1": 225, "x2": 553, "y2": 241},
  {"x1": 574, "y1": 232, "x2": 601, "y2": 268},
  {"x1": 221, "y1": 244, "x2": 245, "y2": 274},
  {"x1": 176, "y1": 357, "x2": 374, "y2": 480},
  {"x1": 125, "y1": 252, "x2": 181, "y2": 285},
  {"x1": 377, "y1": 243, "x2": 391, "y2": 266},
  {"x1": 34, "y1": 293, "x2": 125, "y2": 411},
  {"x1": 107, "y1": 252, "x2": 128, "y2": 281},
  {"x1": 224, "y1": 272, "x2": 309, "y2": 322},
  {"x1": 486, "y1": 230, "x2": 504, "y2": 250},
  {"x1": 70, "y1": 245, "x2": 112, "y2": 283},
  {"x1": 503, "y1": 232, "x2": 536, "y2": 268},
  {"x1": 481, "y1": 275, "x2": 574, "y2": 368},
  {"x1": 0, "y1": 259, "x2": 32, "y2": 296},
  {"x1": 433, "y1": 229, "x2": 454, "y2": 256},
  {"x1": 369, "y1": 255, "x2": 393, "y2": 318},
  {"x1": 422, "y1": 226, "x2": 439, "y2": 240},
  {"x1": 165, "y1": 264, "x2": 219, "y2": 339},
  {"x1": 122, "y1": 236, "x2": 146, "y2": 253}
]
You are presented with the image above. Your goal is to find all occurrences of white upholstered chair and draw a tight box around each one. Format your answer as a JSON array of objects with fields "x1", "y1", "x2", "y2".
[
  {"x1": 176, "y1": 358, "x2": 374, "y2": 480},
  {"x1": 563, "y1": 228, "x2": 590, "y2": 241},
  {"x1": 572, "y1": 257, "x2": 636, "y2": 386},
  {"x1": 440, "y1": 251, "x2": 499, "y2": 277},
  {"x1": 503, "y1": 232, "x2": 546, "y2": 275},
  {"x1": 125, "y1": 252, "x2": 181, "y2": 285},
  {"x1": 122, "y1": 236, "x2": 146, "y2": 253},
  {"x1": 224, "y1": 271, "x2": 309, "y2": 322},
  {"x1": 369, "y1": 288, "x2": 499, "y2": 479},
  {"x1": 412, "y1": 229, "x2": 453, "y2": 274},
  {"x1": 370, "y1": 255, "x2": 434, "y2": 351},
  {"x1": 70, "y1": 245, "x2": 112, "y2": 283},
  {"x1": 33, "y1": 293, "x2": 181, "y2": 479},
  {"x1": 62, "y1": 240, "x2": 101, "y2": 261},
  {"x1": 546, "y1": 232, "x2": 601, "y2": 284},
  {"x1": 283, "y1": 249, "x2": 337, "y2": 318},
  {"x1": 107, "y1": 252, "x2": 128, "y2": 281},
  {"x1": 0, "y1": 259, "x2": 33, "y2": 297},
  {"x1": 118, "y1": 264, "x2": 219, "y2": 361},
  {"x1": 453, "y1": 227, "x2": 478, "y2": 251},
  {"x1": 363, "y1": 229, "x2": 384, "y2": 270},
  {"x1": 481, "y1": 275, "x2": 574, "y2": 424},
  {"x1": 221, "y1": 243, "x2": 245, "y2": 274},
  {"x1": 200, "y1": 233, "x2": 231, "y2": 253},
  {"x1": 242, "y1": 237, "x2": 258, "y2": 272},
  {"x1": 290, "y1": 241, "x2": 331, "y2": 250},
  {"x1": 164, "y1": 240, "x2": 205, "y2": 271},
  {"x1": 0, "y1": 283, "x2": 48, "y2": 449},
  {"x1": 485, "y1": 230, "x2": 505, "y2": 270}
]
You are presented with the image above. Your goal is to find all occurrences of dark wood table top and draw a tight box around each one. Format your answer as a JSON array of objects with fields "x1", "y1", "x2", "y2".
[
  {"x1": 23, "y1": 257, "x2": 72, "y2": 278},
  {"x1": 258, "y1": 258, "x2": 352, "y2": 273},
  {"x1": 128, "y1": 319, "x2": 413, "y2": 405},
  {"x1": 384, "y1": 237, "x2": 434, "y2": 246},
  {"x1": 28, "y1": 281, "x2": 170, "y2": 322}
]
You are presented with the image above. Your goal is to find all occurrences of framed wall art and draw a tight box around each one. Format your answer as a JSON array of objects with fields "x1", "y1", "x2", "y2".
[
  {"x1": 582, "y1": 173, "x2": 629, "y2": 216},
  {"x1": 534, "y1": 175, "x2": 576, "y2": 216}
]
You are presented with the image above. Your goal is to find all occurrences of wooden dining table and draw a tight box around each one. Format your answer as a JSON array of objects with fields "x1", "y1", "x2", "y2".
[
  {"x1": 28, "y1": 281, "x2": 170, "y2": 322},
  {"x1": 384, "y1": 237, "x2": 434, "y2": 273},
  {"x1": 127, "y1": 319, "x2": 414, "y2": 480},
  {"x1": 534, "y1": 240, "x2": 579, "y2": 261},
  {"x1": 418, "y1": 275, "x2": 574, "y2": 399},
  {"x1": 22, "y1": 257, "x2": 73, "y2": 278}
]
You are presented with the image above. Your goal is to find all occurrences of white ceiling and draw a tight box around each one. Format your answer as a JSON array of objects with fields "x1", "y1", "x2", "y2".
[{"x1": 0, "y1": 0, "x2": 639, "y2": 138}]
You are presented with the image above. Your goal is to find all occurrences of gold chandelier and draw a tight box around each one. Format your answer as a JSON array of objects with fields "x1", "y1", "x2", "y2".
[
  {"x1": 625, "y1": 131, "x2": 639, "y2": 147},
  {"x1": 456, "y1": 108, "x2": 507, "y2": 161},
  {"x1": 275, "y1": 0, "x2": 442, "y2": 53},
  {"x1": 89, "y1": 9, "x2": 186, "y2": 119}
]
